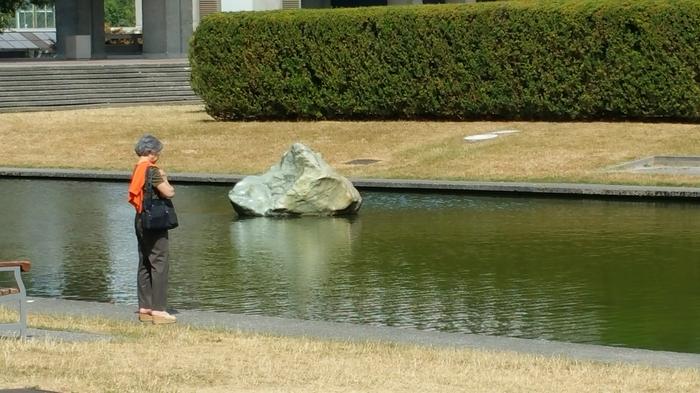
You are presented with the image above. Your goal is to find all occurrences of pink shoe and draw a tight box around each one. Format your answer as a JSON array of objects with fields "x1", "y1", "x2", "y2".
[{"x1": 138, "y1": 313, "x2": 153, "y2": 322}]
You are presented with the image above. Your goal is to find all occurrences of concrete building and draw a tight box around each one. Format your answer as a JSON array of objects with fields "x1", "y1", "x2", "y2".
[
  {"x1": 0, "y1": 3, "x2": 56, "y2": 58},
  {"x1": 54, "y1": 0, "x2": 194, "y2": 59},
  {"x1": 223, "y1": 0, "x2": 473, "y2": 12}
]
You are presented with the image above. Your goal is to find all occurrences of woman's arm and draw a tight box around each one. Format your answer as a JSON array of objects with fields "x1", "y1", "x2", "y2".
[{"x1": 156, "y1": 168, "x2": 175, "y2": 198}]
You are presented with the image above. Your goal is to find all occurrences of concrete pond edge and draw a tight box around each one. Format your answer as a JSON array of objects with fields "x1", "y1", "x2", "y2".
[
  {"x1": 2, "y1": 167, "x2": 700, "y2": 199},
  {"x1": 14, "y1": 297, "x2": 700, "y2": 370}
]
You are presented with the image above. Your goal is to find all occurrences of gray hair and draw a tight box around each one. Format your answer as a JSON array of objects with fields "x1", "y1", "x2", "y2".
[{"x1": 134, "y1": 134, "x2": 163, "y2": 156}]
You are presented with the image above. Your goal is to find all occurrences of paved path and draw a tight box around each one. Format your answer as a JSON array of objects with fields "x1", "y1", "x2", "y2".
[
  {"x1": 18, "y1": 297, "x2": 700, "y2": 370},
  {"x1": 2, "y1": 167, "x2": 700, "y2": 199}
]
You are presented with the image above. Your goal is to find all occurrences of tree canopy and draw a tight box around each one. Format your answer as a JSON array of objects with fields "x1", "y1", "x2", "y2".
[
  {"x1": 105, "y1": 0, "x2": 135, "y2": 27},
  {"x1": 1, "y1": 0, "x2": 51, "y2": 15}
]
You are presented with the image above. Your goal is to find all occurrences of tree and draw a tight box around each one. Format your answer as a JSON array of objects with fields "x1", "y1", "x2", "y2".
[
  {"x1": 1, "y1": 1, "x2": 27, "y2": 15},
  {"x1": 1, "y1": 1, "x2": 26, "y2": 30},
  {"x1": 105, "y1": 0, "x2": 134, "y2": 27}
]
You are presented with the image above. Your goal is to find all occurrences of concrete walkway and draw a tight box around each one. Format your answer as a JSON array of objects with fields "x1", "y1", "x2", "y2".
[
  {"x1": 2, "y1": 167, "x2": 700, "y2": 199},
  {"x1": 16, "y1": 297, "x2": 700, "y2": 370},
  {"x1": 1, "y1": 327, "x2": 110, "y2": 343}
]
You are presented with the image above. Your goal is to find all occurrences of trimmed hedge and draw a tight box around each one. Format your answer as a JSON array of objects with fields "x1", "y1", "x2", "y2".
[{"x1": 189, "y1": 1, "x2": 700, "y2": 121}]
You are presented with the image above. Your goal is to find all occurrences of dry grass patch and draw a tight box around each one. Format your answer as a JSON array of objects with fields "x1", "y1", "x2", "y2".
[
  {"x1": 0, "y1": 308, "x2": 699, "y2": 393},
  {"x1": 1, "y1": 105, "x2": 700, "y2": 186}
]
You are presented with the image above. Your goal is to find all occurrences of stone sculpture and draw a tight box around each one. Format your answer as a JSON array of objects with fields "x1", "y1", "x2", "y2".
[{"x1": 229, "y1": 143, "x2": 362, "y2": 217}]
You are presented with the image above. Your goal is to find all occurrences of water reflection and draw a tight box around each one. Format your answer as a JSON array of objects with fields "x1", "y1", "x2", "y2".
[
  {"x1": 1, "y1": 179, "x2": 699, "y2": 353},
  {"x1": 0, "y1": 180, "x2": 135, "y2": 301},
  {"x1": 232, "y1": 216, "x2": 356, "y2": 281},
  {"x1": 230, "y1": 216, "x2": 358, "y2": 316},
  {"x1": 312, "y1": 206, "x2": 607, "y2": 342}
]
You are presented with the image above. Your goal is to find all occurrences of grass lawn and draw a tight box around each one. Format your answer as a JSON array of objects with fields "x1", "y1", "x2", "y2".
[
  {"x1": 1, "y1": 105, "x2": 700, "y2": 186},
  {"x1": 1, "y1": 309, "x2": 698, "y2": 393}
]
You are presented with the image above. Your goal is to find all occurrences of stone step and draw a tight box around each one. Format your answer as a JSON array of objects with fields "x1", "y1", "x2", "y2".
[
  {"x1": 0, "y1": 89, "x2": 198, "y2": 105},
  {"x1": 0, "y1": 72, "x2": 190, "y2": 81},
  {"x1": 0, "y1": 64, "x2": 190, "y2": 75},
  {"x1": 0, "y1": 61, "x2": 187, "y2": 67},
  {"x1": 0, "y1": 63, "x2": 189, "y2": 71},
  {"x1": 0, "y1": 80, "x2": 190, "y2": 91},
  {"x1": 0, "y1": 72, "x2": 191, "y2": 82},
  {"x1": 0, "y1": 76, "x2": 191, "y2": 88},
  {"x1": 0, "y1": 62, "x2": 199, "y2": 111},
  {"x1": 0, "y1": 95, "x2": 201, "y2": 109},
  {"x1": 0, "y1": 85, "x2": 195, "y2": 98}
]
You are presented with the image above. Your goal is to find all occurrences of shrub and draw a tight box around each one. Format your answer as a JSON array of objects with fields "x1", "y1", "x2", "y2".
[{"x1": 189, "y1": 0, "x2": 700, "y2": 121}]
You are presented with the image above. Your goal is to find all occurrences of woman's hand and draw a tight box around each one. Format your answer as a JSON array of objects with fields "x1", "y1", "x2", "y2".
[{"x1": 156, "y1": 168, "x2": 175, "y2": 198}]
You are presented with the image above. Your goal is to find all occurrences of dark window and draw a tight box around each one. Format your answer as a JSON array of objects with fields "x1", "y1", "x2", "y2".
[{"x1": 332, "y1": 0, "x2": 387, "y2": 7}]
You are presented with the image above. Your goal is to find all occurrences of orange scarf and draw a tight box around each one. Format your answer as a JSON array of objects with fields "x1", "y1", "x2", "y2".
[{"x1": 128, "y1": 161, "x2": 154, "y2": 213}]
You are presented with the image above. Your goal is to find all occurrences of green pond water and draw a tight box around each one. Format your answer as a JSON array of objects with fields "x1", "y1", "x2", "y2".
[{"x1": 0, "y1": 179, "x2": 698, "y2": 353}]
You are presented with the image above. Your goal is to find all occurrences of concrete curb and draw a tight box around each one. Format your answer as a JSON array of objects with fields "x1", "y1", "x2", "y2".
[
  {"x1": 24, "y1": 297, "x2": 700, "y2": 369},
  {"x1": 2, "y1": 167, "x2": 700, "y2": 199},
  {"x1": 0, "y1": 328, "x2": 111, "y2": 343}
]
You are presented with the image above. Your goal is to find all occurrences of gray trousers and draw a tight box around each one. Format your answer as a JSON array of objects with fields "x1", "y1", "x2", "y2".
[{"x1": 135, "y1": 214, "x2": 170, "y2": 311}]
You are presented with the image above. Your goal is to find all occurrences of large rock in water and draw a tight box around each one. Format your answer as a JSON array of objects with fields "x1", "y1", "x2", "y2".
[{"x1": 229, "y1": 143, "x2": 362, "y2": 217}]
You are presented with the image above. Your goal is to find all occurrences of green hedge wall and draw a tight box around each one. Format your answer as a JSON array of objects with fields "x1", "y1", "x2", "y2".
[{"x1": 189, "y1": 0, "x2": 700, "y2": 121}]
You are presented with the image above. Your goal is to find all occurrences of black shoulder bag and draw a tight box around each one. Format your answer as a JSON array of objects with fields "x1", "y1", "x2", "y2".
[{"x1": 142, "y1": 167, "x2": 179, "y2": 231}]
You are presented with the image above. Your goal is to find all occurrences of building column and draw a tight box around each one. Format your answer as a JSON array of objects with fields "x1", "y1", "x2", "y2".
[
  {"x1": 192, "y1": 0, "x2": 200, "y2": 31},
  {"x1": 55, "y1": 0, "x2": 106, "y2": 59},
  {"x1": 90, "y1": 0, "x2": 105, "y2": 59},
  {"x1": 135, "y1": 0, "x2": 143, "y2": 30},
  {"x1": 142, "y1": 0, "x2": 193, "y2": 58}
]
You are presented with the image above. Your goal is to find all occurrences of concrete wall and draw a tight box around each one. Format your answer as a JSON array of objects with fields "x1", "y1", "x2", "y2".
[
  {"x1": 222, "y1": 0, "x2": 282, "y2": 11},
  {"x1": 254, "y1": 0, "x2": 283, "y2": 10},
  {"x1": 222, "y1": 0, "x2": 254, "y2": 11}
]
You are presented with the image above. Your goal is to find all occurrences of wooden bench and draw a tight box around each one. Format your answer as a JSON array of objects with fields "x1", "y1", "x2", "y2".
[{"x1": 0, "y1": 260, "x2": 31, "y2": 338}]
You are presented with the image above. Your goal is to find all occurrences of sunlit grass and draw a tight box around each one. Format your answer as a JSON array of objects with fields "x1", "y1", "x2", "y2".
[
  {"x1": 1, "y1": 105, "x2": 699, "y2": 186},
  {"x1": 1, "y1": 308, "x2": 698, "y2": 393}
]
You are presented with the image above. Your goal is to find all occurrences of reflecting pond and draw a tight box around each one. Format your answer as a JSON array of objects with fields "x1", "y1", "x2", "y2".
[{"x1": 0, "y1": 179, "x2": 699, "y2": 353}]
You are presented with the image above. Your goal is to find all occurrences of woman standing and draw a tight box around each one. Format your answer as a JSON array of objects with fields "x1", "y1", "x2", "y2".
[{"x1": 127, "y1": 134, "x2": 177, "y2": 324}]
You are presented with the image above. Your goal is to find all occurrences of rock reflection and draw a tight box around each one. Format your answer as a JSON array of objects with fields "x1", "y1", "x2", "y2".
[{"x1": 230, "y1": 216, "x2": 358, "y2": 315}]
